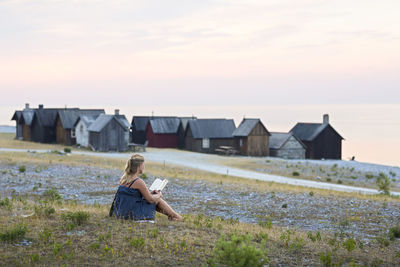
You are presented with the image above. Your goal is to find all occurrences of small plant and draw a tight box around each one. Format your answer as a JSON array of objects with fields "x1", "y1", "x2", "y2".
[
  {"x1": 307, "y1": 231, "x2": 321, "y2": 242},
  {"x1": 309, "y1": 191, "x2": 314, "y2": 197},
  {"x1": 376, "y1": 173, "x2": 391, "y2": 195},
  {"x1": 44, "y1": 206, "x2": 56, "y2": 217},
  {"x1": 337, "y1": 179, "x2": 343, "y2": 184},
  {"x1": 64, "y1": 147, "x2": 71, "y2": 153},
  {"x1": 53, "y1": 242, "x2": 63, "y2": 256},
  {"x1": 38, "y1": 228, "x2": 53, "y2": 243},
  {"x1": 50, "y1": 150, "x2": 63, "y2": 155},
  {"x1": 258, "y1": 217, "x2": 272, "y2": 229},
  {"x1": 209, "y1": 234, "x2": 269, "y2": 267},
  {"x1": 61, "y1": 211, "x2": 90, "y2": 226},
  {"x1": 376, "y1": 235, "x2": 390, "y2": 247},
  {"x1": 0, "y1": 197, "x2": 12, "y2": 210},
  {"x1": 292, "y1": 171, "x2": 300, "y2": 176},
  {"x1": 42, "y1": 188, "x2": 63, "y2": 202},
  {"x1": 130, "y1": 237, "x2": 145, "y2": 249},
  {"x1": 319, "y1": 250, "x2": 333, "y2": 267},
  {"x1": 0, "y1": 224, "x2": 27, "y2": 242},
  {"x1": 389, "y1": 225, "x2": 400, "y2": 240},
  {"x1": 343, "y1": 238, "x2": 356, "y2": 252},
  {"x1": 389, "y1": 171, "x2": 396, "y2": 177},
  {"x1": 365, "y1": 173, "x2": 374, "y2": 179},
  {"x1": 326, "y1": 178, "x2": 332, "y2": 182},
  {"x1": 148, "y1": 228, "x2": 159, "y2": 238},
  {"x1": 281, "y1": 203, "x2": 288, "y2": 208},
  {"x1": 18, "y1": 165, "x2": 26, "y2": 173}
]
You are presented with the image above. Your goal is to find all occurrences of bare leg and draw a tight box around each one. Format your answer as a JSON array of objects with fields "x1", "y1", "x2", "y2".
[{"x1": 156, "y1": 198, "x2": 182, "y2": 221}]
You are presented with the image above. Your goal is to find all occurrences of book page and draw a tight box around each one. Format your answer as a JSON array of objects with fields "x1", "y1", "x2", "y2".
[
  {"x1": 149, "y1": 178, "x2": 168, "y2": 191},
  {"x1": 149, "y1": 178, "x2": 162, "y2": 191}
]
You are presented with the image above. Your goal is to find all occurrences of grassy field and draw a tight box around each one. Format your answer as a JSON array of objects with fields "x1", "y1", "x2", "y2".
[
  {"x1": 1, "y1": 134, "x2": 400, "y2": 265},
  {"x1": 1, "y1": 194, "x2": 400, "y2": 266}
]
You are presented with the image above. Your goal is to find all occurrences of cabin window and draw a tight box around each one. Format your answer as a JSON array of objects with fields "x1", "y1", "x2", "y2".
[
  {"x1": 80, "y1": 125, "x2": 84, "y2": 133},
  {"x1": 71, "y1": 129, "x2": 76, "y2": 138},
  {"x1": 202, "y1": 138, "x2": 210, "y2": 149},
  {"x1": 239, "y1": 139, "x2": 243, "y2": 147}
]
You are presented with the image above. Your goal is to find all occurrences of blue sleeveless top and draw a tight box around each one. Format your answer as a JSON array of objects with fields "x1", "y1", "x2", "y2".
[{"x1": 112, "y1": 179, "x2": 156, "y2": 221}]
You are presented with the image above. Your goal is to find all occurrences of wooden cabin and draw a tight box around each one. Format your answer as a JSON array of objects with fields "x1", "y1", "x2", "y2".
[
  {"x1": 290, "y1": 114, "x2": 344, "y2": 160},
  {"x1": 131, "y1": 116, "x2": 196, "y2": 147},
  {"x1": 74, "y1": 115, "x2": 99, "y2": 148},
  {"x1": 184, "y1": 119, "x2": 236, "y2": 154},
  {"x1": 233, "y1": 118, "x2": 270, "y2": 156},
  {"x1": 11, "y1": 104, "x2": 35, "y2": 141},
  {"x1": 146, "y1": 118, "x2": 181, "y2": 148},
  {"x1": 88, "y1": 112, "x2": 130, "y2": 152},
  {"x1": 269, "y1": 132, "x2": 306, "y2": 159},
  {"x1": 55, "y1": 108, "x2": 104, "y2": 146},
  {"x1": 29, "y1": 105, "x2": 60, "y2": 143}
]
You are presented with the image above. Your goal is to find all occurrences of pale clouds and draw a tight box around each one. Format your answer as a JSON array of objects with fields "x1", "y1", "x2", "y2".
[{"x1": 0, "y1": 0, "x2": 399, "y2": 105}]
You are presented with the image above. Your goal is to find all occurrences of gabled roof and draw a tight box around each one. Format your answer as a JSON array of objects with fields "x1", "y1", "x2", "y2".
[
  {"x1": 290, "y1": 123, "x2": 344, "y2": 141},
  {"x1": 88, "y1": 114, "x2": 129, "y2": 133},
  {"x1": 149, "y1": 118, "x2": 181, "y2": 134},
  {"x1": 34, "y1": 108, "x2": 61, "y2": 127},
  {"x1": 21, "y1": 110, "x2": 36, "y2": 126},
  {"x1": 187, "y1": 119, "x2": 236, "y2": 139},
  {"x1": 232, "y1": 118, "x2": 270, "y2": 137},
  {"x1": 269, "y1": 132, "x2": 306, "y2": 150},
  {"x1": 11, "y1": 111, "x2": 22, "y2": 121},
  {"x1": 75, "y1": 115, "x2": 98, "y2": 127},
  {"x1": 132, "y1": 116, "x2": 178, "y2": 131},
  {"x1": 58, "y1": 109, "x2": 105, "y2": 129}
]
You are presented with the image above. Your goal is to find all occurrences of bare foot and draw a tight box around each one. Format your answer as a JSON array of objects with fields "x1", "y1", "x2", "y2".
[{"x1": 169, "y1": 214, "x2": 183, "y2": 221}]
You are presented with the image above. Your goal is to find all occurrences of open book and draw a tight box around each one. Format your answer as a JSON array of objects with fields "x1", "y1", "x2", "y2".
[{"x1": 149, "y1": 178, "x2": 168, "y2": 191}]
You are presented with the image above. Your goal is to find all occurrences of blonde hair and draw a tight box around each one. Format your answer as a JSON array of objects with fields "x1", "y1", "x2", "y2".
[{"x1": 119, "y1": 154, "x2": 145, "y2": 185}]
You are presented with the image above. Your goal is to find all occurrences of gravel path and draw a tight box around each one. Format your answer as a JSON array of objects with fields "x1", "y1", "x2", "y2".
[
  {"x1": 1, "y1": 148, "x2": 399, "y2": 196},
  {"x1": 1, "y1": 162, "x2": 399, "y2": 242}
]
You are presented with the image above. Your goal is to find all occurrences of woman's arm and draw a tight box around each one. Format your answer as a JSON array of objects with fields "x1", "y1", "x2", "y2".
[{"x1": 134, "y1": 179, "x2": 161, "y2": 204}]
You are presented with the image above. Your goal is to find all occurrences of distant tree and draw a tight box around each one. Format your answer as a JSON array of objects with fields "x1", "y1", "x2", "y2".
[{"x1": 376, "y1": 173, "x2": 390, "y2": 195}]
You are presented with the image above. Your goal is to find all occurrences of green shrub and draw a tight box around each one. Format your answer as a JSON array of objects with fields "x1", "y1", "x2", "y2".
[
  {"x1": 281, "y1": 203, "x2": 288, "y2": 208},
  {"x1": 34, "y1": 205, "x2": 56, "y2": 218},
  {"x1": 38, "y1": 228, "x2": 53, "y2": 243},
  {"x1": 337, "y1": 179, "x2": 343, "y2": 184},
  {"x1": 42, "y1": 188, "x2": 63, "y2": 202},
  {"x1": 18, "y1": 165, "x2": 26, "y2": 173},
  {"x1": 326, "y1": 178, "x2": 332, "y2": 182},
  {"x1": 209, "y1": 234, "x2": 269, "y2": 267},
  {"x1": 29, "y1": 253, "x2": 40, "y2": 264},
  {"x1": 343, "y1": 238, "x2": 356, "y2": 252},
  {"x1": 389, "y1": 225, "x2": 400, "y2": 240},
  {"x1": 292, "y1": 171, "x2": 300, "y2": 176},
  {"x1": 319, "y1": 250, "x2": 333, "y2": 267},
  {"x1": 0, "y1": 224, "x2": 27, "y2": 242},
  {"x1": 64, "y1": 148, "x2": 71, "y2": 153},
  {"x1": 365, "y1": 174, "x2": 374, "y2": 179},
  {"x1": 309, "y1": 191, "x2": 314, "y2": 197},
  {"x1": 307, "y1": 231, "x2": 321, "y2": 242},
  {"x1": 376, "y1": 173, "x2": 391, "y2": 195},
  {"x1": 130, "y1": 237, "x2": 145, "y2": 249},
  {"x1": 0, "y1": 197, "x2": 12, "y2": 210},
  {"x1": 257, "y1": 217, "x2": 272, "y2": 229},
  {"x1": 62, "y1": 211, "x2": 90, "y2": 226}
]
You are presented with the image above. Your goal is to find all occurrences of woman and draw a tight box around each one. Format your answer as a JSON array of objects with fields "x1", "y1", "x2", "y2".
[{"x1": 111, "y1": 154, "x2": 182, "y2": 221}]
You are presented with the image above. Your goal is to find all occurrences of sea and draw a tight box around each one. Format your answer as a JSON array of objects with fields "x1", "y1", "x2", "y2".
[{"x1": 1, "y1": 104, "x2": 399, "y2": 167}]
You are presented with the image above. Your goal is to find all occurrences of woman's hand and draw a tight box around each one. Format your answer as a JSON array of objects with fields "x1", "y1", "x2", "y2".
[{"x1": 152, "y1": 190, "x2": 162, "y2": 201}]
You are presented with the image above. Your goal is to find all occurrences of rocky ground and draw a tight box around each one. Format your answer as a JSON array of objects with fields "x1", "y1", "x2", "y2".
[{"x1": 1, "y1": 162, "x2": 400, "y2": 245}]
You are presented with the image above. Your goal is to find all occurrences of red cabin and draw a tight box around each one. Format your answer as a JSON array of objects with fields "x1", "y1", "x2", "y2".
[{"x1": 145, "y1": 118, "x2": 181, "y2": 148}]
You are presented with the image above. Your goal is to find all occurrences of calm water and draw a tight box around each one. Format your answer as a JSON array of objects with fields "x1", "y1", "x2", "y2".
[{"x1": 1, "y1": 104, "x2": 399, "y2": 167}]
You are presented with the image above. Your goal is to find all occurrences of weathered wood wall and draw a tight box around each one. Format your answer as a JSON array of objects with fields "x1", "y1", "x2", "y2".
[
  {"x1": 89, "y1": 118, "x2": 128, "y2": 152},
  {"x1": 270, "y1": 135, "x2": 305, "y2": 159}
]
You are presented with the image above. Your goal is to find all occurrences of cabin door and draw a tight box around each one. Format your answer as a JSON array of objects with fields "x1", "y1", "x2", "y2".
[{"x1": 109, "y1": 127, "x2": 118, "y2": 151}]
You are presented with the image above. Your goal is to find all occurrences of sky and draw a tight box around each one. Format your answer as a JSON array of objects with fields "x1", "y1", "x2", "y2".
[{"x1": 1, "y1": 0, "x2": 400, "y2": 106}]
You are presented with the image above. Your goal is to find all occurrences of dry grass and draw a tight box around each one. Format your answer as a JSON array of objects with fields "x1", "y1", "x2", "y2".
[
  {"x1": 0, "y1": 133, "x2": 74, "y2": 151},
  {"x1": 1, "y1": 196, "x2": 399, "y2": 266}
]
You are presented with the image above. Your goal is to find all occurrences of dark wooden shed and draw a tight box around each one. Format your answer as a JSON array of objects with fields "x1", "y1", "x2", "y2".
[
  {"x1": 30, "y1": 105, "x2": 60, "y2": 143},
  {"x1": 232, "y1": 119, "x2": 270, "y2": 156},
  {"x1": 184, "y1": 119, "x2": 236, "y2": 154},
  {"x1": 290, "y1": 114, "x2": 344, "y2": 160},
  {"x1": 269, "y1": 132, "x2": 306, "y2": 159},
  {"x1": 146, "y1": 118, "x2": 181, "y2": 148},
  {"x1": 88, "y1": 113, "x2": 130, "y2": 152},
  {"x1": 55, "y1": 108, "x2": 104, "y2": 146},
  {"x1": 11, "y1": 104, "x2": 36, "y2": 141}
]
